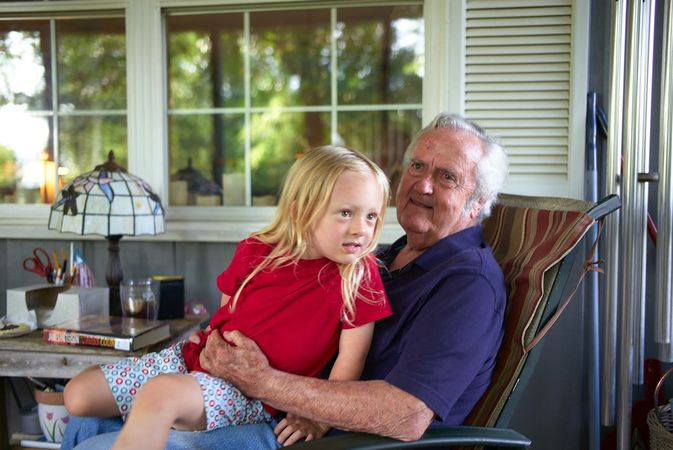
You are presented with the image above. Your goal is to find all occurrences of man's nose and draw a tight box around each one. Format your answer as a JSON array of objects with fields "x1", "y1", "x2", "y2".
[{"x1": 414, "y1": 173, "x2": 434, "y2": 194}]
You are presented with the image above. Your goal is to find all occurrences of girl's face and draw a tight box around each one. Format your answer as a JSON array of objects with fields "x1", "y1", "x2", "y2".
[{"x1": 304, "y1": 169, "x2": 384, "y2": 264}]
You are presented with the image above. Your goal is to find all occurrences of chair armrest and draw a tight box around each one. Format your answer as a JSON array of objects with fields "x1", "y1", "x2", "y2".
[{"x1": 290, "y1": 426, "x2": 531, "y2": 449}]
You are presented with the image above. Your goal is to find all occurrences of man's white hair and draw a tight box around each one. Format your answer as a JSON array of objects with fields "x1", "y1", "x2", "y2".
[{"x1": 404, "y1": 112, "x2": 509, "y2": 222}]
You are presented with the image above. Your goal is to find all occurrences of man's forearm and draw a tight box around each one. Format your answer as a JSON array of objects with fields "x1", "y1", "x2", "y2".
[
  {"x1": 251, "y1": 368, "x2": 434, "y2": 441},
  {"x1": 200, "y1": 330, "x2": 434, "y2": 441}
]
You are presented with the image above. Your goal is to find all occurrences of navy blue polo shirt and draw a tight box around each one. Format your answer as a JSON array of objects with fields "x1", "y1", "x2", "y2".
[{"x1": 363, "y1": 225, "x2": 505, "y2": 425}]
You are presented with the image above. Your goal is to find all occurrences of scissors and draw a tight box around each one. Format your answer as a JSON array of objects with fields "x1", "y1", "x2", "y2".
[{"x1": 22, "y1": 247, "x2": 53, "y2": 280}]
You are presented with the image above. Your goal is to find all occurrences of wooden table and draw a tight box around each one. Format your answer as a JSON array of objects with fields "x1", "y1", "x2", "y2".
[{"x1": 0, "y1": 316, "x2": 207, "y2": 450}]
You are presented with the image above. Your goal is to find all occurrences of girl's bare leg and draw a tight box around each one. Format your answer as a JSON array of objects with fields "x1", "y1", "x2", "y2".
[
  {"x1": 64, "y1": 366, "x2": 120, "y2": 417},
  {"x1": 111, "y1": 373, "x2": 206, "y2": 450}
]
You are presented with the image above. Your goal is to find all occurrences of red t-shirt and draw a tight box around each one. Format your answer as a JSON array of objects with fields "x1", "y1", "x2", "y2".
[{"x1": 182, "y1": 238, "x2": 392, "y2": 380}]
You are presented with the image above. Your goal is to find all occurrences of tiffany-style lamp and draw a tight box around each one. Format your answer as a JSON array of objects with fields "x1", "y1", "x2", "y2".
[{"x1": 48, "y1": 151, "x2": 165, "y2": 316}]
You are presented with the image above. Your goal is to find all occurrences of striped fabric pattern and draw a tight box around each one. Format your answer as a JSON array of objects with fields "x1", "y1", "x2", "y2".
[{"x1": 465, "y1": 196, "x2": 595, "y2": 427}]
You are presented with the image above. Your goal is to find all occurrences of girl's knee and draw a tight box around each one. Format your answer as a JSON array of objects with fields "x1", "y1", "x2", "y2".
[
  {"x1": 136, "y1": 374, "x2": 183, "y2": 405},
  {"x1": 63, "y1": 379, "x2": 81, "y2": 415},
  {"x1": 143, "y1": 373, "x2": 176, "y2": 391},
  {"x1": 64, "y1": 366, "x2": 119, "y2": 417},
  {"x1": 64, "y1": 372, "x2": 95, "y2": 416}
]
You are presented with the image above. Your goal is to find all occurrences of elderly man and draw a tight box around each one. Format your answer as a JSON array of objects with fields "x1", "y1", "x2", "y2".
[{"x1": 63, "y1": 112, "x2": 509, "y2": 450}]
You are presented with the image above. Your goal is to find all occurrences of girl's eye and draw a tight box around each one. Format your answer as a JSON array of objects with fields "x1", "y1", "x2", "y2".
[
  {"x1": 340, "y1": 210, "x2": 351, "y2": 218},
  {"x1": 366, "y1": 213, "x2": 378, "y2": 221}
]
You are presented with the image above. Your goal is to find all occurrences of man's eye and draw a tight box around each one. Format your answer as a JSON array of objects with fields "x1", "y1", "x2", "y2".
[
  {"x1": 409, "y1": 161, "x2": 424, "y2": 172},
  {"x1": 441, "y1": 172, "x2": 457, "y2": 185}
]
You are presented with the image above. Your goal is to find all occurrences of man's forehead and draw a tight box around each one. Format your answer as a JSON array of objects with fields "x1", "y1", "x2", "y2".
[{"x1": 411, "y1": 128, "x2": 482, "y2": 161}]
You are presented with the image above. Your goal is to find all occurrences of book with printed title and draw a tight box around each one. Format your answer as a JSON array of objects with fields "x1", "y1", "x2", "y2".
[{"x1": 42, "y1": 314, "x2": 171, "y2": 351}]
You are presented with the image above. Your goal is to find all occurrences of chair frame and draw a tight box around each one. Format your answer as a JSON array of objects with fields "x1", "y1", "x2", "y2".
[{"x1": 292, "y1": 193, "x2": 621, "y2": 450}]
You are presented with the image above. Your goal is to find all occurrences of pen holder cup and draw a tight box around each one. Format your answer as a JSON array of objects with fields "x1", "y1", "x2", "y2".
[{"x1": 34, "y1": 389, "x2": 69, "y2": 443}]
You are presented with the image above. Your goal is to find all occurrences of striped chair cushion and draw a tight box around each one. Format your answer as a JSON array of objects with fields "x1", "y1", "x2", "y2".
[{"x1": 465, "y1": 197, "x2": 596, "y2": 427}]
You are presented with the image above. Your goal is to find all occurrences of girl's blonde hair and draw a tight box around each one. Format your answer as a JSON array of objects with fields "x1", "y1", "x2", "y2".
[{"x1": 231, "y1": 145, "x2": 390, "y2": 324}]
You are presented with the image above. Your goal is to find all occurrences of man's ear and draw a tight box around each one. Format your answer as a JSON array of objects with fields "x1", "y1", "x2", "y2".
[{"x1": 468, "y1": 197, "x2": 486, "y2": 221}]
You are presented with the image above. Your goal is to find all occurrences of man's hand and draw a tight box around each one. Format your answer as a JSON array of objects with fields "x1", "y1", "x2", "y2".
[
  {"x1": 199, "y1": 329, "x2": 270, "y2": 397},
  {"x1": 274, "y1": 413, "x2": 331, "y2": 447}
]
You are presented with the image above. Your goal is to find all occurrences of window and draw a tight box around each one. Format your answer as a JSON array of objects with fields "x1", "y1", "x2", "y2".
[
  {"x1": 165, "y1": 4, "x2": 423, "y2": 207},
  {"x1": 0, "y1": 0, "x2": 590, "y2": 242},
  {"x1": 0, "y1": 15, "x2": 126, "y2": 205}
]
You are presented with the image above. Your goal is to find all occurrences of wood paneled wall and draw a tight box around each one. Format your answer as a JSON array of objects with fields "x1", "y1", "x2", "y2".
[{"x1": 0, "y1": 239, "x2": 237, "y2": 318}]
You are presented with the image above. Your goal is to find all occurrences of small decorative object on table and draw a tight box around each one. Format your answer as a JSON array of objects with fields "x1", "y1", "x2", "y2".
[
  {"x1": 0, "y1": 316, "x2": 32, "y2": 338},
  {"x1": 648, "y1": 366, "x2": 673, "y2": 449},
  {"x1": 120, "y1": 278, "x2": 159, "y2": 320},
  {"x1": 152, "y1": 275, "x2": 185, "y2": 320}
]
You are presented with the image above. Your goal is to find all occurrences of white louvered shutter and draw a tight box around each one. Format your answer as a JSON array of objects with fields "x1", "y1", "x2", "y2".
[{"x1": 464, "y1": 0, "x2": 585, "y2": 198}]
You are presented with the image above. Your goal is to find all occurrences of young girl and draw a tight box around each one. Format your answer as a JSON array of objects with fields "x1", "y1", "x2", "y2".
[{"x1": 63, "y1": 145, "x2": 393, "y2": 450}]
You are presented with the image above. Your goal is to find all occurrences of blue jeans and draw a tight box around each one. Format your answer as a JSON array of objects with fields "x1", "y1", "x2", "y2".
[{"x1": 62, "y1": 415, "x2": 281, "y2": 450}]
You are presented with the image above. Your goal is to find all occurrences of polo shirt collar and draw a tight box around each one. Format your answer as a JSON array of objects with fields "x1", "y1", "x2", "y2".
[{"x1": 383, "y1": 225, "x2": 484, "y2": 272}]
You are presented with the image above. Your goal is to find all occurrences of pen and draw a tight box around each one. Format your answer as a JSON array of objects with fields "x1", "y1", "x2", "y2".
[{"x1": 52, "y1": 249, "x2": 61, "y2": 270}]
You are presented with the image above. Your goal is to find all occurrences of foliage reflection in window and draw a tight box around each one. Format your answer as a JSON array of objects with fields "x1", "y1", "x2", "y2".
[
  {"x1": 166, "y1": 4, "x2": 423, "y2": 207},
  {"x1": 0, "y1": 17, "x2": 126, "y2": 205}
]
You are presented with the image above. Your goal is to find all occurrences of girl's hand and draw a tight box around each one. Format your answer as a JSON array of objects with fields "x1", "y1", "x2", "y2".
[
  {"x1": 187, "y1": 325, "x2": 211, "y2": 344},
  {"x1": 274, "y1": 413, "x2": 330, "y2": 446}
]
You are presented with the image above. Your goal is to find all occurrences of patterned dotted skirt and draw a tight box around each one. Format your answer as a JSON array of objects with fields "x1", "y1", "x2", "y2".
[{"x1": 100, "y1": 341, "x2": 272, "y2": 430}]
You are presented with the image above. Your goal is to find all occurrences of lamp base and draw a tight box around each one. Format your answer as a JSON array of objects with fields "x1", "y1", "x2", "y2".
[{"x1": 106, "y1": 235, "x2": 124, "y2": 316}]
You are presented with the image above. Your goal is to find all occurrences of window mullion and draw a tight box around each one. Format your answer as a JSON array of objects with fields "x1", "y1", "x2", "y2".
[
  {"x1": 126, "y1": 0, "x2": 166, "y2": 199},
  {"x1": 50, "y1": 18, "x2": 60, "y2": 197},
  {"x1": 330, "y1": 7, "x2": 338, "y2": 144},
  {"x1": 423, "y1": 0, "x2": 460, "y2": 122},
  {"x1": 244, "y1": 11, "x2": 252, "y2": 206}
]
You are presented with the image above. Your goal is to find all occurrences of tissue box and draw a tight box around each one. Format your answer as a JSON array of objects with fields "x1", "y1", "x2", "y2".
[{"x1": 7, "y1": 284, "x2": 109, "y2": 328}]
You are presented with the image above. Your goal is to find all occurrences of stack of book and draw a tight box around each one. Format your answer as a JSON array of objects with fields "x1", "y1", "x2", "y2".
[{"x1": 42, "y1": 315, "x2": 171, "y2": 351}]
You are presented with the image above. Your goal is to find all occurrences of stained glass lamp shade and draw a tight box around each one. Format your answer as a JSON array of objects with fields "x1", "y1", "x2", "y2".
[{"x1": 48, "y1": 151, "x2": 165, "y2": 316}]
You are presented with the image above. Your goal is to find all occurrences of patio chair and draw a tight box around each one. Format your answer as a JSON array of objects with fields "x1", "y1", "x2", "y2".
[{"x1": 292, "y1": 193, "x2": 621, "y2": 449}]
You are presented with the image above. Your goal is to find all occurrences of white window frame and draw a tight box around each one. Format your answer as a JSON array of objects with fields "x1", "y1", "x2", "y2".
[{"x1": 0, "y1": 0, "x2": 589, "y2": 242}]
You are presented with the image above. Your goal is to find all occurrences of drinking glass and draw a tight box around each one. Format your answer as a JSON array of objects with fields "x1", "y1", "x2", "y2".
[{"x1": 120, "y1": 278, "x2": 158, "y2": 320}]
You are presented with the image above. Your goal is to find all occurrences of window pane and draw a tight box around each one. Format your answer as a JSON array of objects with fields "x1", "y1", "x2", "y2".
[
  {"x1": 59, "y1": 115, "x2": 128, "y2": 184},
  {"x1": 338, "y1": 109, "x2": 422, "y2": 201},
  {"x1": 337, "y1": 6, "x2": 423, "y2": 105},
  {"x1": 0, "y1": 112, "x2": 50, "y2": 204},
  {"x1": 57, "y1": 18, "x2": 126, "y2": 110},
  {"x1": 0, "y1": 20, "x2": 52, "y2": 204},
  {"x1": 0, "y1": 17, "x2": 127, "y2": 205},
  {"x1": 167, "y1": 13, "x2": 245, "y2": 109},
  {"x1": 250, "y1": 10, "x2": 331, "y2": 107},
  {"x1": 0, "y1": 20, "x2": 51, "y2": 110},
  {"x1": 169, "y1": 113, "x2": 245, "y2": 206},
  {"x1": 250, "y1": 111, "x2": 330, "y2": 204}
]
